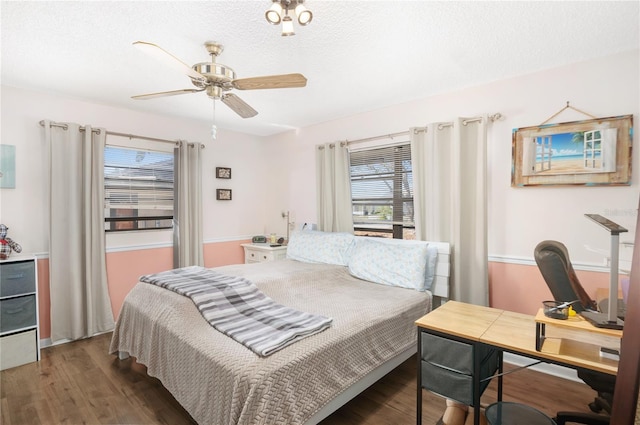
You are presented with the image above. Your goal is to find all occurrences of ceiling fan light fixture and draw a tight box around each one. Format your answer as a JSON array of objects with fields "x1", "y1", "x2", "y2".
[
  {"x1": 265, "y1": 1, "x2": 312, "y2": 34},
  {"x1": 295, "y1": 4, "x2": 312, "y2": 25},
  {"x1": 265, "y1": 2, "x2": 282, "y2": 25},
  {"x1": 281, "y1": 15, "x2": 295, "y2": 36}
]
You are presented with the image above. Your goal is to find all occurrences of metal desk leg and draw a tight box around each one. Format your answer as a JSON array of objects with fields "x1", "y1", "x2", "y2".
[
  {"x1": 472, "y1": 343, "x2": 481, "y2": 425},
  {"x1": 536, "y1": 322, "x2": 546, "y2": 351},
  {"x1": 417, "y1": 330, "x2": 422, "y2": 425},
  {"x1": 497, "y1": 350, "x2": 503, "y2": 402}
]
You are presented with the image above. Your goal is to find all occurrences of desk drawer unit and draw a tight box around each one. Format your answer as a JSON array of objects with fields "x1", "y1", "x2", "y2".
[
  {"x1": 0, "y1": 256, "x2": 40, "y2": 370},
  {"x1": 420, "y1": 332, "x2": 500, "y2": 406}
]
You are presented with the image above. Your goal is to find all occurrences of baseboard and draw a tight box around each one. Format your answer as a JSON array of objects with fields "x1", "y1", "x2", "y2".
[
  {"x1": 39, "y1": 329, "x2": 112, "y2": 350},
  {"x1": 40, "y1": 337, "x2": 78, "y2": 348},
  {"x1": 503, "y1": 352, "x2": 580, "y2": 383}
]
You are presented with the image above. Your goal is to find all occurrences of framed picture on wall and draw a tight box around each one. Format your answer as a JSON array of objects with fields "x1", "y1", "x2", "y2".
[
  {"x1": 511, "y1": 115, "x2": 633, "y2": 187},
  {"x1": 216, "y1": 167, "x2": 231, "y2": 179},
  {"x1": 0, "y1": 144, "x2": 16, "y2": 189},
  {"x1": 216, "y1": 189, "x2": 232, "y2": 200}
]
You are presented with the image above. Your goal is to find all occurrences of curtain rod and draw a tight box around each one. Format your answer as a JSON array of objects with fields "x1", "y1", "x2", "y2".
[
  {"x1": 340, "y1": 112, "x2": 501, "y2": 145},
  {"x1": 437, "y1": 113, "x2": 502, "y2": 130},
  {"x1": 39, "y1": 120, "x2": 204, "y2": 148},
  {"x1": 344, "y1": 127, "x2": 427, "y2": 146}
]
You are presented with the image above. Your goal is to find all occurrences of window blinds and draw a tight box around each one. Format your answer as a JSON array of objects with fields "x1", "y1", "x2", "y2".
[
  {"x1": 349, "y1": 143, "x2": 414, "y2": 229},
  {"x1": 104, "y1": 146, "x2": 174, "y2": 231}
]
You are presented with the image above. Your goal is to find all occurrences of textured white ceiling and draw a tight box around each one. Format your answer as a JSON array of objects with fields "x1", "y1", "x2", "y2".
[{"x1": 2, "y1": 1, "x2": 638, "y2": 136}]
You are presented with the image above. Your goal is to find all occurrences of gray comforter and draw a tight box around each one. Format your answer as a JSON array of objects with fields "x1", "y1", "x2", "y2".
[{"x1": 109, "y1": 259, "x2": 431, "y2": 425}]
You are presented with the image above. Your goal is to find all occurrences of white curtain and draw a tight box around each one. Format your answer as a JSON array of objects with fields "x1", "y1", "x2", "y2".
[
  {"x1": 411, "y1": 117, "x2": 489, "y2": 306},
  {"x1": 174, "y1": 141, "x2": 204, "y2": 268},
  {"x1": 45, "y1": 121, "x2": 115, "y2": 342},
  {"x1": 316, "y1": 142, "x2": 354, "y2": 233}
]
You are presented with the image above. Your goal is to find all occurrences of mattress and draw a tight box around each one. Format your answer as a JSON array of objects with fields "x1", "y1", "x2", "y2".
[{"x1": 109, "y1": 259, "x2": 431, "y2": 425}]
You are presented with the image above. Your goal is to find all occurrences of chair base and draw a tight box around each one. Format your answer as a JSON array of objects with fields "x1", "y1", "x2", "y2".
[
  {"x1": 588, "y1": 395, "x2": 612, "y2": 414},
  {"x1": 554, "y1": 411, "x2": 609, "y2": 425}
]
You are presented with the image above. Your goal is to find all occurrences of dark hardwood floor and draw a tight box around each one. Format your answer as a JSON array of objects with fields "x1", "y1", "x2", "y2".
[{"x1": 1, "y1": 332, "x2": 600, "y2": 424}]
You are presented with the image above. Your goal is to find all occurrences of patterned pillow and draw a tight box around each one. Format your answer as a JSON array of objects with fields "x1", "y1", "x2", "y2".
[
  {"x1": 348, "y1": 237, "x2": 438, "y2": 291},
  {"x1": 286, "y1": 230, "x2": 355, "y2": 266}
]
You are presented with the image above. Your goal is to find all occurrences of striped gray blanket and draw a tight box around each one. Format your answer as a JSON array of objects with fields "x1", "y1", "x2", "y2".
[{"x1": 139, "y1": 266, "x2": 332, "y2": 357}]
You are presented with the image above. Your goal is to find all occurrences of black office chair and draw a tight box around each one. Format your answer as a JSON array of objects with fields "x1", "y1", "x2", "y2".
[{"x1": 534, "y1": 240, "x2": 616, "y2": 415}]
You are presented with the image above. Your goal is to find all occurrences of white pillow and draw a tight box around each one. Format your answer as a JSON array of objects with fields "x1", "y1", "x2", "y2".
[
  {"x1": 286, "y1": 230, "x2": 355, "y2": 266},
  {"x1": 348, "y1": 237, "x2": 438, "y2": 291}
]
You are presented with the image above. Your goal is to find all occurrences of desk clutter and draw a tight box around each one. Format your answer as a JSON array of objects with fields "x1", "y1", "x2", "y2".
[{"x1": 542, "y1": 300, "x2": 573, "y2": 320}]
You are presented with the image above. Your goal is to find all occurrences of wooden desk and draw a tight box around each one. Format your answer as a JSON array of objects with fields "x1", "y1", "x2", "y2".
[{"x1": 416, "y1": 301, "x2": 621, "y2": 425}]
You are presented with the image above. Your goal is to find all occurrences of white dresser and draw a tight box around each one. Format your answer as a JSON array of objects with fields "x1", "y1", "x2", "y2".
[
  {"x1": 0, "y1": 255, "x2": 40, "y2": 370},
  {"x1": 241, "y1": 243, "x2": 288, "y2": 264}
]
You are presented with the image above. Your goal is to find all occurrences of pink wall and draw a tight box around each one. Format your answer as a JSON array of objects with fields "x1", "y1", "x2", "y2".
[
  {"x1": 204, "y1": 240, "x2": 249, "y2": 268},
  {"x1": 37, "y1": 240, "x2": 248, "y2": 340},
  {"x1": 37, "y1": 246, "x2": 616, "y2": 340},
  {"x1": 489, "y1": 261, "x2": 615, "y2": 315}
]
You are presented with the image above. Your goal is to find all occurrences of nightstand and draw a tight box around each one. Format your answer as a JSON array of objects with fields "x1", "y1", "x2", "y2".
[
  {"x1": 241, "y1": 243, "x2": 288, "y2": 264},
  {"x1": 0, "y1": 255, "x2": 40, "y2": 370}
]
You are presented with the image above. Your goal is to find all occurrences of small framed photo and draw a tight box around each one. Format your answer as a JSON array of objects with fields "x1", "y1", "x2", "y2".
[
  {"x1": 216, "y1": 189, "x2": 232, "y2": 200},
  {"x1": 216, "y1": 167, "x2": 231, "y2": 179}
]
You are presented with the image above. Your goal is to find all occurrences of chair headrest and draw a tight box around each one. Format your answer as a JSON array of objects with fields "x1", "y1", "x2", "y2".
[
  {"x1": 534, "y1": 239, "x2": 597, "y2": 312},
  {"x1": 535, "y1": 240, "x2": 572, "y2": 269}
]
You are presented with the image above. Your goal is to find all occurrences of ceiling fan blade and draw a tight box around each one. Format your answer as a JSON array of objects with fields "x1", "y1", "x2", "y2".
[
  {"x1": 132, "y1": 89, "x2": 204, "y2": 100},
  {"x1": 221, "y1": 93, "x2": 258, "y2": 118},
  {"x1": 133, "y1": 41, "x2": 205, "y2": 81},
  {"x1": 232, "y1": 73, "x2": 307, "y2": 90}
]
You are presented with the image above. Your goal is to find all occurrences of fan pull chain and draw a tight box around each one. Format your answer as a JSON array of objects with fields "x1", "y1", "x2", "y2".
[{"x1": 211, "y1": 99, "x2": 217, "y2": 140}]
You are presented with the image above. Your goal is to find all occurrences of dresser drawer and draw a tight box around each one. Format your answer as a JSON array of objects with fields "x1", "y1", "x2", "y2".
[
  {"x1": 245, "y1": 248, "x2": 275, "y2": 263},
  {"x1": 1, "y1": 260, "x2": 36, "y2": 297},
  {"x1": 0, "y1": 295, "x2": 37, "y2": 333},
  {"x1": 257, "y1": 251, "x2": 276, "y2": 262},
  {"x1": 0, "y1": 329, "x2": 38, "y2": 370},
  {"x1": 243, "y1": 244, "x2": 288, "y2": 264}
]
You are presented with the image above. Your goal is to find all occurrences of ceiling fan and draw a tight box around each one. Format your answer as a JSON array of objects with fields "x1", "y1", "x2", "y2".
[{"x1": 131, "y1": 40, "x2": 307, "y2": 119}]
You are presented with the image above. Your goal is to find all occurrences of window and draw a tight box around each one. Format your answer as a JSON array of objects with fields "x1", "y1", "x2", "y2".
[
  {"x1": 349, "y1": 143, "x2": 414, "y2": 239},
  {"x1": 104, "y1": 146, "x2": 174, "y2": 232}
]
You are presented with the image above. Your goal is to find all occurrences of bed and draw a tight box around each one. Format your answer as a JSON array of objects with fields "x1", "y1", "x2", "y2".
[{"x1": 109, "y1": 232, "x2": 450, "y2": 425}]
